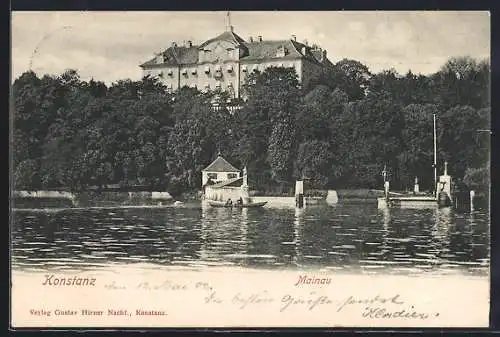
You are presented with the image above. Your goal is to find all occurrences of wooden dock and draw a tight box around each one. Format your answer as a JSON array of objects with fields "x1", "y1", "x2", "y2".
[{"x1": 378, "y1": 195, "x2": 438, "y2": 209}]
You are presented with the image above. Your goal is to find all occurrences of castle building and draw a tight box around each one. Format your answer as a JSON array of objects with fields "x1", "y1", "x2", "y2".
[{"x1": 139, "y1": 16, "x2": 334, "y2": 99}]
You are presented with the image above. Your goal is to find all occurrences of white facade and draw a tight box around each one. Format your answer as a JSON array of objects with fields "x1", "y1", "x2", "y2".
[
  {"x1": 202, "y1": 170, "x2": 240, "y2": 187},
  {"x1": 140, "y1": 28, "x2": 332, "y2": 100},
  {"x1": 204, "y1": 186, "x2": 242, "y2": 202}
]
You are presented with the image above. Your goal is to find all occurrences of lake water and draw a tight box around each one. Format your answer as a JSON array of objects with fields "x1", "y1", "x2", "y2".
[{"x1": 11, "y1": 203, "x2": 489, "y2": 275}]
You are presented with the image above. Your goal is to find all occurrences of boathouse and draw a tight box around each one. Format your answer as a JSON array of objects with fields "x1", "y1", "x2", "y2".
[
  {"x1": 201, "y1": 154, "x2": 241, "y2": 186},
  {"x1": 204, "y1": 176, "x2": 245, "y2": 202},
  {"x1": 201, "y1": 155, "x2": 253, "y2": 202}
]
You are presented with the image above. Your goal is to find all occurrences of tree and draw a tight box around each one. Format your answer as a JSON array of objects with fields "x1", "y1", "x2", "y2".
[
  {"x1": 331, "y1": 59, "x2": 371, "y2": 101},
  {"x1": 13, "y1": 159, "x2": 40, "y2": 190},
  {"x1": 297, "y1": 85, "x2": 335, "y2": 142},
  {"x1": 438, "y1": 105, "x2": 488, "y2": 180},
  {"x1": 10, "y1": 55, "x2": 490, "y2": 194},
  {"x1": 398, "y1": 104, "x2": 439, "y2": 191},
  {"x1": 244, "y1": 67, "x2": 300, "y2": 184},
  {"x1": 268, "y1": 116, "x2": 296, "y2": 183},
  {"x1": 433, "y1": 56, "x2": 490, "y2": 110},
  {"x1": 237, "y1": 67, "x2": 301, "y2": 187},
  {"x1": 464, "y1": 165, "x2": 489, "y2": 192},
  {"x1": 336, "y1": 91, "x2": 403, "y2": 188},
  {"x1": 166, "y1": 116, "x2": 206, "y2": 189},
  {"x1": 295, "y1": 140, "x2": 332, "y2": 188}
]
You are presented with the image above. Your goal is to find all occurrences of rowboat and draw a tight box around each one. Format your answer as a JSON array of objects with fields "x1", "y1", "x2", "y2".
[{"x1": 206, "y1": 200, "x2": 267, "y2": 208}]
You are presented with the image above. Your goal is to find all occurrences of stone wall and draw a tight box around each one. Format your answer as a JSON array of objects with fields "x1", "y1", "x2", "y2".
[
  {"x1": 13, "y1": 190, "x2": 75, "y2": 200},
  {"x1": 12, "y1": 190, "x2": 172, "y2": 208}
]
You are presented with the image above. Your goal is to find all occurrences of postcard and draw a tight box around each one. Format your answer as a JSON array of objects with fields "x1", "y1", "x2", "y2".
[{"x1": 10, "y1": 11, "x2": 491, "y2": 328}]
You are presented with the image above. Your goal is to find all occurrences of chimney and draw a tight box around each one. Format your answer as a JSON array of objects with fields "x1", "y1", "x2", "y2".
[
  {"x1": 291, "y1": 35, "x2": 296, "y2": 41},
  {"x1": 301, "y1": 46, "x2": 306, "y2": 55},
  {"x1": 249, "y1": 36, "x2": 253, "y2": 43},
  {"x1": 172, "y1": 42, "x2": 177, "y2": 47},
  {"x1": 187, "y1": 40, "x2": 192, "y2": 47},
  {"x1": 258, "y1": 35, "x2": 262, "y2": 42},
  {"x1": 322, "y1": 50, "x2": 327, "y2": 61}
]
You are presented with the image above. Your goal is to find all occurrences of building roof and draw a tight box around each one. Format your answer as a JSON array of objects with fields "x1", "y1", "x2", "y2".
[
  {"x1": 239, "y1": 40, "x2": 300, "y2": 62},
  {"x1": 239, "y1": 40, "x2": 324, "y2": 65},
  {"x1": 202, "y1": 155, "x2": 240, "y2": 172},
  {"x1": 140, "y1": 31, "x2": 330, "y2": 68},
  {"x1": 140, "y1": 45, "x2": 199, "y2": 68},
  {"x1": 199, "y1": 30, "x2": 246, "y2": 49}
]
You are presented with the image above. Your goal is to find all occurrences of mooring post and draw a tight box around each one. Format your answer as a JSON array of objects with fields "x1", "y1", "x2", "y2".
[
  {"x1": 295, "y1": 180, "x2": 304, "y2": 209},
  {"x1": 470, "y1": 190, "x2": 475, "y2": 212},
  {"x1": 382, "y1": 164, "x2": 389, "y2": 200}
]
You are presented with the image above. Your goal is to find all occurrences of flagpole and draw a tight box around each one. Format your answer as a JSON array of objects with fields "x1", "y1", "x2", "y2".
[{"x1": 226, "y1": 11, "x2": 232, "y2": 31}]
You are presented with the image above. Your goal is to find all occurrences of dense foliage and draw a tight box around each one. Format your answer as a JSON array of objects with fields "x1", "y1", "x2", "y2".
[{"x1": 11, "y1": 56, "x2": 490, "y2": 195}]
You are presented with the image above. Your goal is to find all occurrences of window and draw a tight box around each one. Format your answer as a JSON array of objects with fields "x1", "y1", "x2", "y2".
[
  {"x1": 204, "y1": 66, "x2": 210, "y2": 73},
  {"x1": 276, "y1": 46, "x2": 287, "y2": 58},
  {"x1": 207, "y1": 173, "x2": 218, "y2": 180},
  {"x1": 227, "y1": 173, "x2": 238, "y2": 179},
  {"x1": 167, "y1": 69, "x2": 173, "y2": 76},
  {"x1": 227, "y1": 65, "x2": 233, "y2": 72},
  {"x1": 242, "y1": 65, "x2": 248, "y2": 72},
  {"x1": 181, "y1": 69, "x2": 187, "y2": 75},
  {"x1": 191, "y1": 68, "x2": 197, "y2": 75},
  {"x1": 214, "y1": 65, "x2": 222, "y2": 78}
]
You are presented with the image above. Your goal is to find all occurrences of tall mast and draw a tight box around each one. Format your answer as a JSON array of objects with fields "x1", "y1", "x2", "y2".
[{"x1": 433, "y1": 113, "x2": 437, "y2": 197}]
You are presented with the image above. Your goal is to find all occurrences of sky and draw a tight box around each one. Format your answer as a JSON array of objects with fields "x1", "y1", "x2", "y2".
[{"x1": 11, "y1": 11, "x2": 490, "y2": 84}]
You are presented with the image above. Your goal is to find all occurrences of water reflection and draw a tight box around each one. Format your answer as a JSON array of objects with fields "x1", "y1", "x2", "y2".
[
  {"x1": 379, "y1": 207, "x2": 390, "y2": 263},
  {"x1": 199, "y1": 206, "x2": 247, "y2": 267},
  {"x1": 293, "y1": 207, "x2": 305, "y2": 267},
  {"x1": 11, "y1": 203, "x2": 489, "y2": 275}
]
